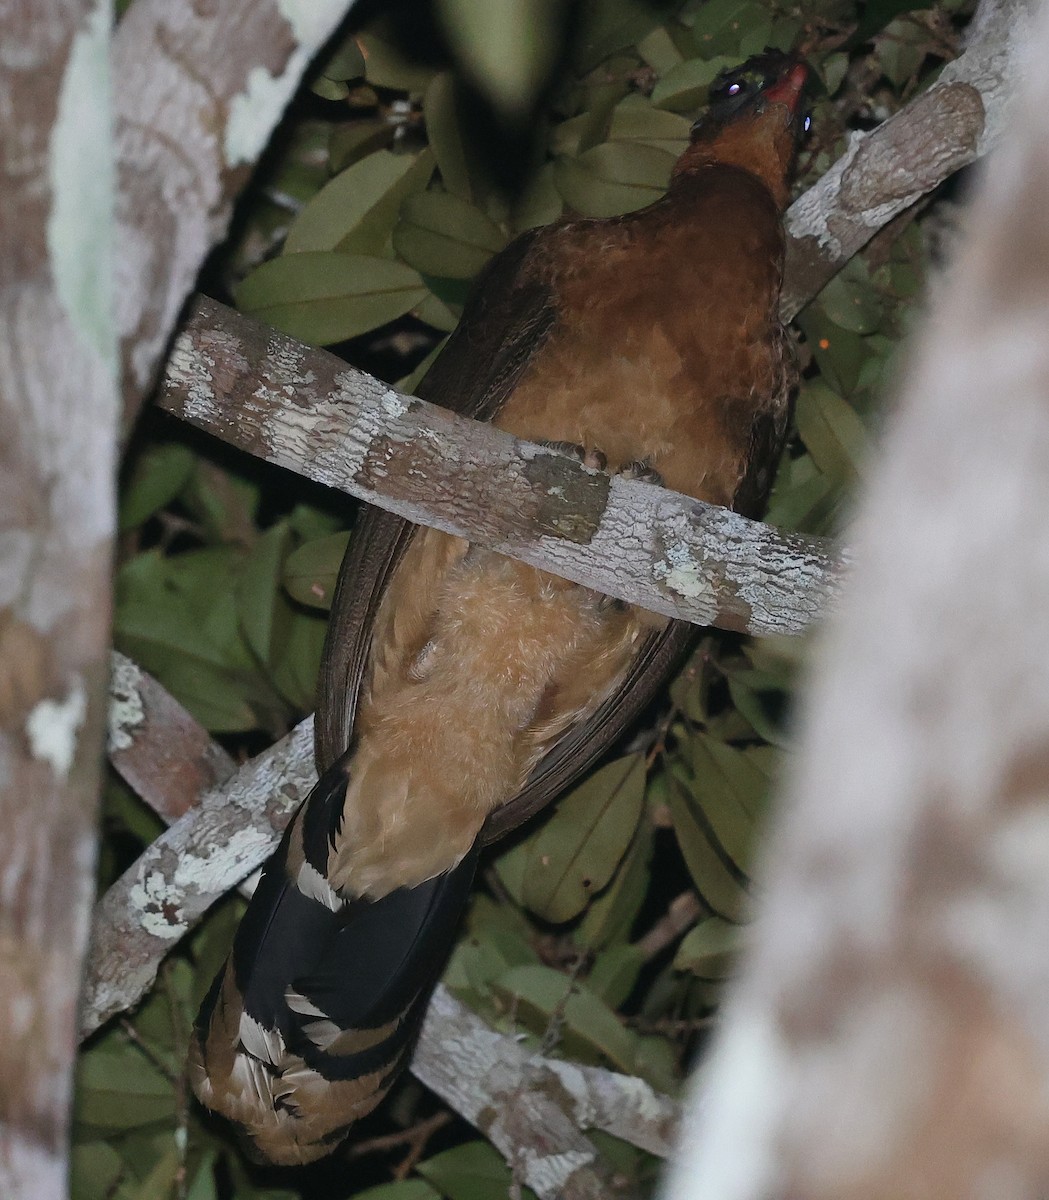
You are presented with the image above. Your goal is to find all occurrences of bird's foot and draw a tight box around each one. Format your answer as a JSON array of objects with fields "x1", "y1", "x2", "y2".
[
  {"x1": 618, "y1": 460, "x2": 664, "y2": 487},
  {"x1": 536, "y1": 439, "x2": 608, "y2": 472}
]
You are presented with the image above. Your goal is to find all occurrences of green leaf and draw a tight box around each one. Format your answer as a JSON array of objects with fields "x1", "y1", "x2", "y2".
[
  {"x1": 674, "y1": 916, "x2": 740, "y2": 976},
  {"x1": 523, "y1": 754, "x2": 646, "y2": 922},
  {"x1": 424, "y1": 73, "x2": 474, "y2": 203},
  {"x1": 310, "y1": 75, "x2": 348, "y2": 101},
  {"x1": 318, "y1": 35, "x2": 366, "y2": 82},
  {"x1": 282, "y1": 530, "x2": 351, "y2": 610},
  {"x1": 114, "y1": 549, "x2": 262, "y2": 732},
  {"x1": 577, "y1": 815, "x2": 654, "y2": 949},
  {"x1": 285, "y1": 149, "x2": 432, "y2": 255},
  {"x1": 554, "y1": 142, "x2": 676, "y2": 217},
  {"x1": 354, "y1": 1180, "x2": 442, "y2": 1200},
  {"x1": 394, "y1": 191, "x2": 508, "y2": 280},
  {"x1": 119, "y1": 442, "x2": 196, "y2": 531},
  {"x1": 608, "y1": 96, "x2": 692, "y2": 151},
  {"x1": 795, "y1": 380, "x2": 870, "y2": 482},
  {"x1": 236, "y1": 253, "x2": 428, "y2": 346},
  {"x1": 493, "y1": 964, "x2": 640, "y2": 1072},
  {"x1": 436, "y1": 0, "x2": 563, "y2": 117},
  {"x1": 818, "y1": 272, "x2": 885, "y2": 335},
  {"x1": 75, "y1": 1043, "x2": 176, "y2": 1132},
  {"x1": 70, "y1": 1142, "x2": 124, "y2": 1200},
  {"x1": 636, "y1": 25, "x2": 686, "y2": 73},
  {"x1": 510, "y1": 162, "x2": 564, "y2": 232},
  {"x1": 688, "y1": 734, "x2": 769, "y2": 864},
  {"x1": 588, "y1": 943, "x2": 645, "y2": 1007},
  {"x1": 270, "y1": 606, "x2": 327, "y2": 711},
  {"x1": 329, "y1": 121, "x2": 395, "y2": 175},
  {"x1": 574, "y1": 0, "x2": 663, "y2": 72},
  {"x1": 666, "y1": 772, "x2": 749, "y2": 921},
  {"x1": 358, "y1": 32, "x2": 438, "y2": 92},
  {"x1": 419, "y1": 1142, "x2": 535, "y2": 1200},
  {"x1": 650, "y1": 56, "x2": 735, "y2": 111},
  {"x1": 237, "y1": 521, "x2": 294, "y2": 668}
]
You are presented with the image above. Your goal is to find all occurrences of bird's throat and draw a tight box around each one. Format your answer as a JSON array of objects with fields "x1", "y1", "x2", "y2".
[{"x1": 672, "y1": 108, "x2": 799, "y2": 209}]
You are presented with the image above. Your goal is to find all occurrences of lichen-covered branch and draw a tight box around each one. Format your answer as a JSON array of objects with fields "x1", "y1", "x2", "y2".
[
  {"x1": 667, "y1": 0, "x2": 1049, "y2": 1194},
  {"x1": 413, "y1": 985, "x2": 677, "y2": 1199},
  {"x1": 110, "y1": 0, "x2": 357, "y2": 431},
  {"x1": 93, "y1": 668, "x2": 681, "y2": 1185},
  {"x1": 80, "y1": 718, "x2": 315, "y2": 1038},
  {"x1": 780, "y1": 0, "x2": 1028, "y2": 320},
  {"x1": 160, "y1": 297, "x2": 843, "y2": 637},
  {"x1": 108, "y1": 652, "x2": 236, "y2": 821}
]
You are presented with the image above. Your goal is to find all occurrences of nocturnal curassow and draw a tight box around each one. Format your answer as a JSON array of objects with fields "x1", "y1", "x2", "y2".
[{"x1": 190, "y1": 50, "x2": 810, "y2": 1164}]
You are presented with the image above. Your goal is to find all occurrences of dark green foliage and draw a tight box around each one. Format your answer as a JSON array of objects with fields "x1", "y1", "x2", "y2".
[{"x1": 84, "y1": 0, "x2": 970, "y2": 1194}]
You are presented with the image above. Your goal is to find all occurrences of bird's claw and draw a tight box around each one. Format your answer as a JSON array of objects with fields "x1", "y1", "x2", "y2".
[
  {"x1": 537, "y1": 440, "x2": 608, "y2": 472},
  {"x1": 618, "y1": 460, "x2": 664, "y2": 487}
]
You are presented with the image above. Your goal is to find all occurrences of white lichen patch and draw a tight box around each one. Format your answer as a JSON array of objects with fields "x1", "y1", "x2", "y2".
[
  {"x1": 129, "y1": 871, "x2": 185, "y2": 940},
  {"x1": 522, "y1": 1149, "x2": 595, "y2": 1195},
  {"x1": 608, "y1": 1071, "x2": 672, "y2": 1123},
  {"x1": 26, "y1": 677, "x2": 87, "y2": 779},
  {"x1": 173, "y1": 826, "x2": 273, "y2": 893},
  {"x1": 277, "y1": 0, "x2": 344, "y2": 48},
  {"x1": 107, "y1": 655, "x2": 145, "y2": 752},
  {"x1": 226, "y1": 56, "x2": 308, "y2": 167},
  {"x1": 654, "y1": 540, "x2": 717, "y2": 608}
]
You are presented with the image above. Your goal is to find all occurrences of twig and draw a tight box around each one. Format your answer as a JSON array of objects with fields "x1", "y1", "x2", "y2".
[
  {"x1": 633, "y1": 892, "x2": 704, "y2": 962},
  {"x1": 345, "y1": 1111, "x2": 453, "y2": 1180}
]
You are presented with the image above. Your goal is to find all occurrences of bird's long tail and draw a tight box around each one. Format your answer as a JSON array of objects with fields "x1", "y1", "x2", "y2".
[{"x1": 189, "y1": 756, "x2": 478, "y2": 1165}]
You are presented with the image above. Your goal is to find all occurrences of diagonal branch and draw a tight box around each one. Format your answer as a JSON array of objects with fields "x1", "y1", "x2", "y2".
[{"x1": 162, "y1": 296, "x2": 843, "y2": 635}]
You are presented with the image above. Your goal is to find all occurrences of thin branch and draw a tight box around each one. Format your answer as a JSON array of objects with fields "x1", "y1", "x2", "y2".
[
  {"x1": 161, "y1": 296, "x2": 843, "y2": 637},
  {"x1": 414, "y1": 985, "x2": 680, "y2": 1197},
  {"x1": 80, "y1": 717, "x2": 315, "y2": 1039},
  {"x1": 781, "y1": 0, "x2": 1027, "y2": 319}
]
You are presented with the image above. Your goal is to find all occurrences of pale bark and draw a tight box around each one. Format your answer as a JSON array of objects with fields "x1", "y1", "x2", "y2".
[
  {"x1": 780, "y1": 0, "x2": 1029, "y2": 320},
  {"x1": 110, "y1": 0, "x2": 358, "y2": 429},
  {"x1": 81, "y1": 717, "x2": 314, "y2": 1038},
  {"x1": 161, "y1": 297, "x2": 843, "y2": 634},
  {"x1": 666, "y1": 0, "x2": 1049, "y2": 1195},
  {"x1": 0, "y1": 4, "x2": 118, "y2": 1196}
]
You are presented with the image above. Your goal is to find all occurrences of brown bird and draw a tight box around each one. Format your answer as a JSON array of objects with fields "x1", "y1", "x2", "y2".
[{"x1": 190, "y1": 50, "x2": 810, "y2": 1165}]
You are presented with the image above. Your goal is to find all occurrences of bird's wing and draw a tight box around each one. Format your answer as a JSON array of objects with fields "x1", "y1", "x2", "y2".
[
  {"x1": 316, "y1": 221, "x2": 697, "y2": 840},
  {"x1": 315, "y1": 224, "x2": 557, "y2": 773}
]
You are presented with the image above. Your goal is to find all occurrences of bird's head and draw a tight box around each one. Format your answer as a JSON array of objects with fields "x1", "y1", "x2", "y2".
[{"x1": 671, "y1": 50, "x2": 811, "y2": 208}]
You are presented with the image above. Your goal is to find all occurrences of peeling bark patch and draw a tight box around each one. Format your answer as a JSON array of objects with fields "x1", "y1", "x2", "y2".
[
  {"x1": 225, "y1": 56, "x2": 307, "y2": 167},
  {"x1": 25, "y1": 677, "x2": 87, "y2": 779},
  {"x1": 107, "y1": 655, "x2": 145, "y2": 752},
  {"x1": 522, "y1": 454, "x2": 608, "y2": 542},
  {"x1": 841, "y1": 85, "x2": 984, "y2": 212}
]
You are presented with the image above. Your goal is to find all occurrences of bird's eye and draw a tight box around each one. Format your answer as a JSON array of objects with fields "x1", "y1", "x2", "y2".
[
  {"x1": 727, "y1": 82, "x2": 742, "y2": 96},
  {"x1": 803, "y1": 114, "x2": 812, "y2": 132}
]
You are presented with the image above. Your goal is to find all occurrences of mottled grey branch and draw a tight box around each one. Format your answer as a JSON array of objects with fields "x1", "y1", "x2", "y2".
[
  {"x1": 160, "y1": 297, "x2": 844, "y2": 637},
  {"x1": 81, "y1": 717, "x2": 315, "y2": 1038}
]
